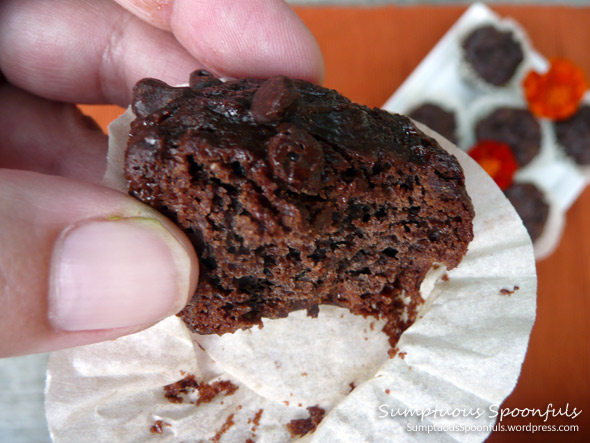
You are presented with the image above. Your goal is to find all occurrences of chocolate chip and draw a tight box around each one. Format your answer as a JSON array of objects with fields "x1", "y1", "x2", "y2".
[
  {"x1": 192, "y1": 69, "x2": 213, "y2": 78},
  {"x1": 131, "y1": 78, "x2": 187, "y2": 118},
  {"x1": 189, "y1": 69, "x2": 222, "y2": 90},
  {"x1": 250, "y1": 76, "x2": 300, "y2": 124},
  {"x1": 268, "y1": 124, "x2": 324, "y2": 195}
]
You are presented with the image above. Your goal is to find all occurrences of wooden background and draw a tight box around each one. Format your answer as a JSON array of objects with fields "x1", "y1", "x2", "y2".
[{"x1": 81, "y1": 5, "x2": 590, "y2": 441}]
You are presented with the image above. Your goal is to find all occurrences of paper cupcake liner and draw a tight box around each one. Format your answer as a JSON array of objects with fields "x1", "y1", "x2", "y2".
[
  {"x1": 457, "y1": 16, "x2": 535, "y2": 94},
  {"x1": 45, "y1": 113, "x2": 536, "y2": 443}
]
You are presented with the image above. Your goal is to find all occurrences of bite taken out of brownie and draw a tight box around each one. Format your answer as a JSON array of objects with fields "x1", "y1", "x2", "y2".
[{"x1": 125, "y1": 70, "x2": 474, "y2": 346}]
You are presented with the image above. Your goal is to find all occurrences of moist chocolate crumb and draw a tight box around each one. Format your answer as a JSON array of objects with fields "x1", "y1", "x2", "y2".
[
  {"x1": 252, "y1": 408, "x2": 264, "y2": 427},
  {"x1": 249, "y1": 408, "x2": 264, "y2": 439},
  {"x1": 499, "y1": 285, "x2": 520, "y2": 296},
  {"x1": 388, "y1": 346, "x2": 400, "y2": 359},
  {"x1": 163, "y1": 375, "x2": 238, "y2": 405},
  {"x1": 349, "y1": 381, "x2": 356, "y2": 392},
  {"x1": 286, "y1": 406, "x2": 326, "y2": 437},
  {"x1": 398, "y1": 351, "x2": 407, "y2": 360},
  {"x1": 442, "y1": 273, "x2": 449, "y2": 282},
  {"x1": 164, "y1": 374, "x2": 199, "y2": 403},
  {"x1": 149, "y1": 420, "x2": 169, "y2": 434},
  {"x1": 212, "y1": 414, "x2": 235, "y2": 443},
  {"x1": 196, "y1": 380, "x2": 239, "y2": 406},
  {"x1": 125, "y1": 71, "x2": 474, "y2": 352}
]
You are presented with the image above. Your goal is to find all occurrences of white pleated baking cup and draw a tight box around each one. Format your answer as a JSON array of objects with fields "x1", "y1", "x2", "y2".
[
  {"x1": 398, "y1": 91, "x2": 469, "y2": 149},
  {"x1": 49, "y1": 115, "x2": 537, "y2": 443},
  {"x1": 457, "y1": 15, "x2": 535, "y2": 94}
]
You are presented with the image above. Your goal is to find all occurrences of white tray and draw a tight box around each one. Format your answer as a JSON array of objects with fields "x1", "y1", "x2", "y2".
[{"x1": 382, "y1": 2, "x2": 588, "y2": 259}]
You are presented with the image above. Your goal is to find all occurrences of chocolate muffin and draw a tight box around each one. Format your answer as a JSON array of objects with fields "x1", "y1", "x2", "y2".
[
  {"x1": 125, "y1": 71, "x2": 474, "y2": 345},
  {"x1": 554, "y1": 104, "x2": 590, "y2": 165},
  {"x1": 462, "y1": 24, "x2": 524, "y2": 87},
  {"x1": 475, "y1": 107, "x2": 541, "y2": 167},
  {"x1": 504, "y1": 182, "x2": 549, "y2": 243},
  {"x1": 408, "y1": 103, "x2": 458, "y2": 145}
]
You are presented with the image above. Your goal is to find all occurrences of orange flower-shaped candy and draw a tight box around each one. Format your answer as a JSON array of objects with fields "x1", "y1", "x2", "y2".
[
  {"x1": 524, "y1": 58, "x2": 587, "y2": 120},
  {"x1": 468, "y1": 140, "x2": 519, "y2": 190}
]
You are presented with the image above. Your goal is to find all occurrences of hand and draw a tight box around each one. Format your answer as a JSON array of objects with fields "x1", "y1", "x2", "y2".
[{"x1": 0, "y1": 0, "x2": 324, "y2": 357}]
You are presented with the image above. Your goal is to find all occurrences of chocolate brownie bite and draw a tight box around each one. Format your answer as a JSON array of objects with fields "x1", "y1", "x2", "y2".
[
  {"x1": 475, "y1": 107, "x2": 541, "y2": 167},
  {"x1": 504, "y1": 182, "x2": 549, "y2": 243},
  {"x1": 125, "y1": 71, "x2": 474, "y2": 345},
  {"x1": 408, "y1": 103, "x2": 458, "y2": 145},
  {"x1": 554, "y1": 104, "x2": 590, "y2": 165},
  {"x1": 462, "y1": 24, "x2": 524, "y2": 87}
]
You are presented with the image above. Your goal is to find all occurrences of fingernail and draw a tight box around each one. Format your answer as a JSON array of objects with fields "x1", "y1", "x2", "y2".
[{"x1": 49, "y1": 217, "x2": 192, "y2": 331}]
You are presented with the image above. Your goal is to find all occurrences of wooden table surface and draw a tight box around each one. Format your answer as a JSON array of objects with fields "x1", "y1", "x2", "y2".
[{"x1": 82, "y1": 4, "x2": 590, "y2": 441}]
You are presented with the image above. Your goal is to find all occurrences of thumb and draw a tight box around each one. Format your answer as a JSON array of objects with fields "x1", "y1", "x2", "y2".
[{"x1": 0, "y1": 169, "x2": 198, "y2": 357}]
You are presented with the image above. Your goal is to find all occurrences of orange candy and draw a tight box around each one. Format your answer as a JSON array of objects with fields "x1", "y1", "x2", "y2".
[
  {"x1": 523, "y1": 58, "x2": 587, "y2": 121},
  {"x1": 468, "y1": 140, "x2": 519, "y2": 190}
]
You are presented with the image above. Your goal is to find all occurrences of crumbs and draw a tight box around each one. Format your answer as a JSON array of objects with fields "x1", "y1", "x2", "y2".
[
  {"x1": 441, "y1": 273, "x2": 449, "y2": 282},
  {"x1": 163, "y1": 374, "x2": 199, "y2": 403},
  {"x1": 163, "y1": 374, "x2": 238, "y2": 406},
  {"x1": 248, "y1": 408, "x2": 264, "y2": 441},
  {"x1": 499, "y1": 285, "x2": 520, "y2": 296},
  {"x1": 197, "y1": 380, "x2": 239, "y2": 405},
  {"x1": 212, "y1": 414, "x2": 235, "y2": 443},
  {"x1": 150, "y1": 419, "x2": 171, "y2": 434},
  {"x1": 387, "y1": 347, "x2": 408, "y2": 360},
  {"x1": 160, "y1": 374, "x2": 330, "y2": 440},
  {"x1": 286, "y1": 406, "x2": 326, "y2": 438}
]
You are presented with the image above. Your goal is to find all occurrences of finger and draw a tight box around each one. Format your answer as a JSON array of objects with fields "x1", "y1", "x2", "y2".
[
  {"x1": 114, "y1": 0, "x2": 325, "y2": 81},
  {"x1": 0, "y1": 0, "x2": 324, "y2": 107},
  {"x1": 0, "y1": 169, "x2": 199, "y2": 357},
  {"x1": 0, "y1": 0, "x2": 200, "y2": 106},
  {"x1": 0, "y1": 83, "x2": 107, "y2": 184}
]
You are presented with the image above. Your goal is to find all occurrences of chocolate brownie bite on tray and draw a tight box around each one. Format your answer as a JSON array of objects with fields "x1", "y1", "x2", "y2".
[
  {"x1": 408, "y1": 102, "x2": 459, "y2": 145},
  {"x1": 554, "y1": 104, "x2": 590, "y2": 166},
  {"x1": 125, "y1": 71, "x2": 474, "y2": 345}
]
